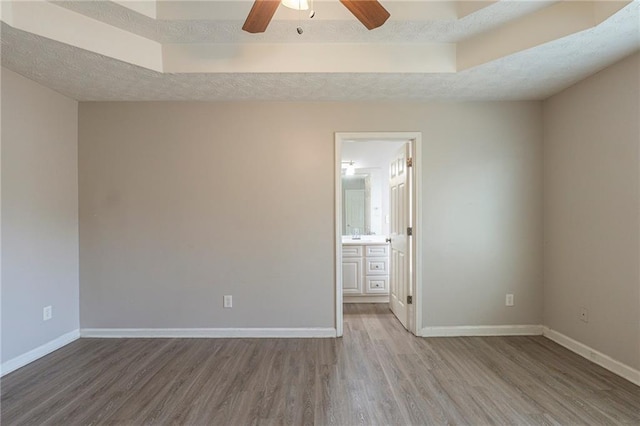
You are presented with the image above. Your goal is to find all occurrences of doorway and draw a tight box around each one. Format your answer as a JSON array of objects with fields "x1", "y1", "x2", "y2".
[{"x1": 334, "y1": 132, "x2": 422, "y2": 337}]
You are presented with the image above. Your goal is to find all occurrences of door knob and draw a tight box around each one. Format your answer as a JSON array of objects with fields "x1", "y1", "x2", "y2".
[{"x1": 385, "y1": 238, "x2": 391, "y2": 243}]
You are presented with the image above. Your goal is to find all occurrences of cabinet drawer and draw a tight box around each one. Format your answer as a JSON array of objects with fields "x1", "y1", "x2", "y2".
[
  {"x1": 342, "y1": 245, "x2": 363, "y2": 257},
  {"x1": 365, "y1": 276, "x2": 388, "y2": 294},
  {"x1": 365, "y1": 245, "x2": 388, "y2": 257},
  {"x1": 365, "y1": 258, "x2": 388, "y2": 275}
]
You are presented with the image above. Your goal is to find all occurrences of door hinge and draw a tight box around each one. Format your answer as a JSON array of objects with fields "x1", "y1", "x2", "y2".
[
  {"x1": 407, "y1": 227, "x2": 413, "y2": 236},
  {"x1": 406, "y1": 157, "x2": 413, "y2": 168},
  {"x1": 407, "y1": 295, "x2": 413, "y2": 304}
]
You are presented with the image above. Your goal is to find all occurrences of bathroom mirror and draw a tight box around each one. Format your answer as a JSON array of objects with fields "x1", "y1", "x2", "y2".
[{"x1": 341, "y1": 168, "x2": 384, "y2": 236}]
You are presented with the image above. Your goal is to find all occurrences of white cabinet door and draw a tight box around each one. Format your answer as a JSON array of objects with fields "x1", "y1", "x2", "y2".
[{"x1": 342, "y1": 258, "x2": 362, "y2": 294}]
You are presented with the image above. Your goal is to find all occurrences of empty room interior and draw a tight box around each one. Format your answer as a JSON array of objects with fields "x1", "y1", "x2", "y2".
[{"x1": 1, "y1": 0, "x2": 639, "y2": 424}]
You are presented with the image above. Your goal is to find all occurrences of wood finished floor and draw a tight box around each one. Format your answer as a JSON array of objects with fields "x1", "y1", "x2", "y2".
[{"x1": 1, "y1": 304, "x2": 638, "y2": 425}]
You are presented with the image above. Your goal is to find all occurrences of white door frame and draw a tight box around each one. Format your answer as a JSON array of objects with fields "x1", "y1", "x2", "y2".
[{"x1": 335, "y1": 132, "x2": 423, "y2": 337}]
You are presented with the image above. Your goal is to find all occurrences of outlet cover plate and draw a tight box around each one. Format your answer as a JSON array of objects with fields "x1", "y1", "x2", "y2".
[
  {"x1": 579, "y1": 306, "x2": 588, "y2": 323},
  {"x1": 223, "y1": 295, "x2": 232, "y2": 308},
  {"x1": 505, "y1": 294, "x2": 514, "y2": 307},
  {"x1": 43, "y1": 305, "x2": 52, "y2": 321}
]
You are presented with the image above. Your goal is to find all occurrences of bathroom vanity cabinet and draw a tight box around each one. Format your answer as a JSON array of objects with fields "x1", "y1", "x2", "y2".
[{"x1": 342, "y1": 241, "x2": 389, "y2": 303}]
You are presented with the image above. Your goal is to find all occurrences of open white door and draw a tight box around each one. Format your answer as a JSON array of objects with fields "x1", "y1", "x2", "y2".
[{"x1": 389, "y1": 143, "x2": 411, "y2": 329}]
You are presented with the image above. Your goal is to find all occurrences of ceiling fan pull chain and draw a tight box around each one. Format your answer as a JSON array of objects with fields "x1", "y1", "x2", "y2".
[{"x1": 296, "y1": 0, "x2": 304, "y2": 35}]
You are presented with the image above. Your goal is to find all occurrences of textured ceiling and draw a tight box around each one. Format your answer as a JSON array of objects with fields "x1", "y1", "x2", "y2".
[
  {"x1": 1, "y1": 1, "x2": 638, "y2": 101},
  {"x1": 51, "y1": 1, "x2": 554, "y2": 44}
]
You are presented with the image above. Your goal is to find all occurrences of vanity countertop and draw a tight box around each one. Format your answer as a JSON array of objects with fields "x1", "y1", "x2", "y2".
[{"x1": 342, "y1": 236, "x2": 388, "y2": 245}]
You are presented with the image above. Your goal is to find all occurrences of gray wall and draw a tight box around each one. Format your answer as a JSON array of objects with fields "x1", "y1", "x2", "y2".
[
  {"x1": 422, "y1": 103, "x2": 543, "y2": 327},
  {"x1": 543, "y1": 53, "x2": 640, "y2": 369},
  {"x1": 1, "y1": 69, "x2": 79, "y2": 362},
  {"x1": 79, "y1": 101, "x2": 543, "y2": 329}
]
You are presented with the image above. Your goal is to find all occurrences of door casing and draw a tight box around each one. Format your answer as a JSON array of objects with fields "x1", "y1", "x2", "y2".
[{"x1": 334, "y1": 132, "x2": 423, "y2": 337}]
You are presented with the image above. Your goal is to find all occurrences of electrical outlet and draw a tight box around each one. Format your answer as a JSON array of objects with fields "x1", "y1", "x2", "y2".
[
  {"x1": 43, "y1": 305, "x2": 52, "y2": 321},
  {"x1": 579, "y1": 306, "x2": 588, "y2": 323},
  {"x1": 223, "y1": 295, "x2": 232, "y2": 308},
  {"x1": 505, "y1": 294, "x2": 514, "y2": 307}
]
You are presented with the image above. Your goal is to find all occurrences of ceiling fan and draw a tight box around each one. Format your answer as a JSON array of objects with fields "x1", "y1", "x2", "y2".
[{"x1": 242, "y1": 0, "x2": 390, "y2": 33}]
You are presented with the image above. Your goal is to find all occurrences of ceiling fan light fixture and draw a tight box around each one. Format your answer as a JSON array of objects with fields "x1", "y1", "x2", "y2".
[{"x1": 281, "y1": 0, "x2": 309, "y2": 11}]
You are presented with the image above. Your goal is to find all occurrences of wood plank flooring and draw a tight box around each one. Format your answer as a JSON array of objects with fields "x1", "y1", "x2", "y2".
[{"x1": 1, "y1": 303, "x2": 638, "y2": 425}]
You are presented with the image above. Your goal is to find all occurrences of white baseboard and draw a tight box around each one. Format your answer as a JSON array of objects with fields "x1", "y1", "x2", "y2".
[
  {"x1": 80, "y1": 327, "x2": 337, "y2": 338},
  {"x1": 419, "y1": 324, "x2": 543, "y2": 337},
  {"x1": 542, "y1": 327, "x2": 640, "y2": 386},
  {"x1": 1, "y1": 329, "x2": 80, "y2": 377}
]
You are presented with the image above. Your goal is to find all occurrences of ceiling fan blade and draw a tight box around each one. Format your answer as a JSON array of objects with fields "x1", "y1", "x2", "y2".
[
  {"x1": 242, "y1": 0, "x2": 280, "y2": 33},
  {"x1": 340, "y1": 0, "x2": 390, "y2": 30}
]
